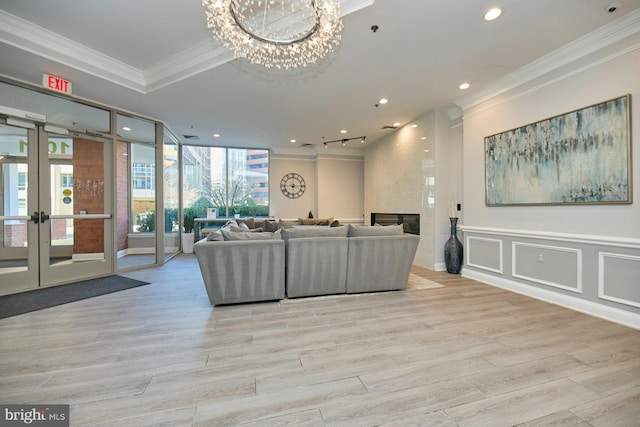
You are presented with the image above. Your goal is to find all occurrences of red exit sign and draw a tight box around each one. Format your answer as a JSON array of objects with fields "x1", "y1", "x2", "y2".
[{"x1": 42, "y1": 73, "x2": 72, "y2": 95}]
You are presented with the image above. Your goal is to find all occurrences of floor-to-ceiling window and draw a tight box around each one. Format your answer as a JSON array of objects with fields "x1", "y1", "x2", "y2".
[
  {"x1": 182, "y1": 146, "x2": 269, "y2": 220},
  {"x1": 116, "y1": 114, "x2": 157, "y2": 271}
]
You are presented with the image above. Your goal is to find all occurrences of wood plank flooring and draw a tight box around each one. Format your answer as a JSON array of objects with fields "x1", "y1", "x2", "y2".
[{"x1": 1, "y1": 256, "x2": 639, "y2": 426}]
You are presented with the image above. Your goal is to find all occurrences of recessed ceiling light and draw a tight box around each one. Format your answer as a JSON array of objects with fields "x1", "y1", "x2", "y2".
[
  {"x1": 340, "y1": 129, "x2": 347, "y2": 134},
  {"x1": 411, "y1": 124, "x2": 418, "y2": 128},
  {"x1": 290, "y1": 139, "x2": 297, "y2": 143},
  {"x1": 392, "y1": 122, "x2": 401, "y2": 127},
  {"x1": 379, "y1": 98, "x2": 388, "y2": 104},
  {"x1": 421, "y1": 136, "x2": 427, "y2": 140},
  {"x1": 122, "y1": 126, "x2": 131, "y2": 131},
  {"x1": 213, "y1": 133, "x2": 221, "y2": 138},
  {"x1": 459, "y1": 82, "x2": 470, "y2": 90},
  {"x1": 484, "y1": 7, "x2": 502, "y2": 21}
]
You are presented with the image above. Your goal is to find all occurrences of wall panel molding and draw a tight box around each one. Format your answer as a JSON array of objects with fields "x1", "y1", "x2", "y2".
[
  {"x1": 466, "y1": 236, "x2": 503, "y2": 274},
  {"x1": 512, "y1": 242, "x2": 582, "y2": 294},
  {"x1": 599, "y1": 252, "x2": 640, "y2": 308}
]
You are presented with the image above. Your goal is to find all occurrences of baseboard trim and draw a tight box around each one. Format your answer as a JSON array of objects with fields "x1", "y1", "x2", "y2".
[{"x1": 464, "y1": 269, "x2": 640, "y2": 330}]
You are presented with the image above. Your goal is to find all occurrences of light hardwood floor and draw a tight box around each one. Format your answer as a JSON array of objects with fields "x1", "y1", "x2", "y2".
[{"x1": 1, "y1": 255, "x2": 639, "y2": 426}]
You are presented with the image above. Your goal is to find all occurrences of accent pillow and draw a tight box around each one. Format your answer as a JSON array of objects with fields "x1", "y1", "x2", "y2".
[
  {"x1": 263, "y1": 220, "x2": 280, "y2": 232},
  {"x1": 348, "y1": 224, "x2": 404, "y2": 237},
  {"x1": 279, "y1": 219, "x2": 299, "y2": 229},
  {"x1": 206, "y1": 230, "x2": 224, "y2": 241},
  {"x1": 236, "y1": 217, "x2": 255, "y2": 229},
  {"x1": 229, "y1": 225, "x2": 263, "y2": 233},
  {"x1": 220, "y1": 220, "x2": 238, "y2": 231},
  {"x1": 281, "y1": 225, "x2": 348, "y2": 244},
  {"x1": 298, "y1": 217, "x2": 334, "y2": 226},
  {"x1": 221, "y1": 229, "x2": 282, "y2": 241}
]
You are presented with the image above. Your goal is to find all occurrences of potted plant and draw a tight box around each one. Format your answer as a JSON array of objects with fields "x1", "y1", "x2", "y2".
[{"x1": 181, "y1": 208, "x2": 195, "y2": 254}]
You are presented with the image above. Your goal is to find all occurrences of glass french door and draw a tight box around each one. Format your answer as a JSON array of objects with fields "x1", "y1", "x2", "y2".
[{"x1": 0, "y1": 123, "x2": 113, "y2": 295}]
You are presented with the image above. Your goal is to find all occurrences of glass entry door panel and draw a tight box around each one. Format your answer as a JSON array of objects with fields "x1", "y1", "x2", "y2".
[
  {"x1": 0, "y1": 124, "x2": 113, "y2": 295},
  {"x1": 38, "y1": 131, "x2": 113, "y2": 287},
  {"x1": 0, "y1": 124, "x2": 37, "y2": 294}
]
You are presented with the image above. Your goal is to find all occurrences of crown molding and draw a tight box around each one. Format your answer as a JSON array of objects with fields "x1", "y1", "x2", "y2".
[
  {"x1": 0, "y1": 0, "x2": 375, "y2": 95},
  {"x1": 0, "y1": 10, "x2": 146, "y2": 92},
  {"x1": 144, "y1": 39, "x2": 234, "y2": 92},
  {"x1": 455, "y1": 8, "x2": 640, "y2": 112}
]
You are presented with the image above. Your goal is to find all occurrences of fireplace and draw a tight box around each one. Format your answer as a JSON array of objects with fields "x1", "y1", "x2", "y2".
[{"x1": 370, "y1": 213, "x2": 420, "y2": 235}]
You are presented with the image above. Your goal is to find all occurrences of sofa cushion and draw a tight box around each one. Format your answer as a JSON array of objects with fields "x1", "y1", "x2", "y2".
[
  {"x1": 221, "y1": 229, "x2": 282, "y2": 241},
  {"x1": 282, "y1": 225, "x2": 348, "y2": 244},
  {"x1": 348, "y1": 224, "x2": 404, "y2": 237}
]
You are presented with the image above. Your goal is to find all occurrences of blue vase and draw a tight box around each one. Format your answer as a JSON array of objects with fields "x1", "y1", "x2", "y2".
[{"x1": 444, "y1": 217, "x2": 463, "y2": 274}]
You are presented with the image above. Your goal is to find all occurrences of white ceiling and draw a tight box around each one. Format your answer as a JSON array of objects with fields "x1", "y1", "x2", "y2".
[{"x1": 0, "y1": 0, "x2": 639, "y2": 150}]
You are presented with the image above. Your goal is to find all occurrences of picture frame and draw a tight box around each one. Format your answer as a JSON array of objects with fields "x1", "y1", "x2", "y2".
[{"x1": 485, "y1": 94, "x2": 632, "y2": 206}]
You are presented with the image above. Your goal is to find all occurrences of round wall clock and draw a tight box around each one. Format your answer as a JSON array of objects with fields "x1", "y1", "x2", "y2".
[{"x1": 280, "y1": 172, "x2": 306, "y2": 199}]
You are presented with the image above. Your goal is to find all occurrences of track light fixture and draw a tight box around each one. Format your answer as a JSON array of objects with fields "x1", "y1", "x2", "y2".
[{"x1": 320, "y1": 136, "x2": 367, "y2": 147}]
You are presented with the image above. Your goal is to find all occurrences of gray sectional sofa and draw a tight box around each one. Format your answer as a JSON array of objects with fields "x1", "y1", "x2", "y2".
[{"x1": 194, "y1": 222, "x2": 419, "y2": 305}]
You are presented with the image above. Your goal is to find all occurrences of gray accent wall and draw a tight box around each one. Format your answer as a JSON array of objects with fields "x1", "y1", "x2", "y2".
[{"x1": 456, "y1": 20, "x2": 640, "y2": 328}]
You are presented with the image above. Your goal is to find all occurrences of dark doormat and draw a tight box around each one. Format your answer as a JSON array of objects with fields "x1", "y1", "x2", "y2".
[{"x1": 0, "y1": 275, "x2": 150, "y2": 319}]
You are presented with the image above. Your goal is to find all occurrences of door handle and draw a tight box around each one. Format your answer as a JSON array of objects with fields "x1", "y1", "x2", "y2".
[
  {"x1": 31, "y1": 211, "x2": 40, "y2": 224},
  {"x1": 40, "y1": 212, "x2": 50, "y2": 223}
]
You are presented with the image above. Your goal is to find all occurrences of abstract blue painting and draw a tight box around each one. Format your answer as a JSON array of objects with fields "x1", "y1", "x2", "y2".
[{"x1": 485, "y1": 95, "x2": 631, "y2": 206}]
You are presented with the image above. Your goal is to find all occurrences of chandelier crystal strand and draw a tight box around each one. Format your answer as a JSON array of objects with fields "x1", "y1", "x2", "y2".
[{"x1": 202, "y1": 0, "x2": 343, "y2": 69}]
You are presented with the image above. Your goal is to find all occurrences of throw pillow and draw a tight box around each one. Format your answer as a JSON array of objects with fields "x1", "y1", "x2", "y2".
[
  {"x1": 298, "y1": 217, "x2": 334, "y2": 226},
  {"x1": 206, "y1": 230, "x2": 224, "y2": 241},
  {"x1": 236, "y1": 217, "x2": 255, "y2": 229},
  {"x1": 279, "y1": 219, "x2": 299, "y2": 229},
  {"x1": 348, "y1": 224, "x2": 404, "y2": 237},
  {"x1": 229, "y1": 225, "x2": 263, "y2": 233},
  {"x1": 220, "y1": 220, "x2": 238, "y2": 231},
  {"x1": 263, "y1": 220, "x2": 280, "y2": 232}
]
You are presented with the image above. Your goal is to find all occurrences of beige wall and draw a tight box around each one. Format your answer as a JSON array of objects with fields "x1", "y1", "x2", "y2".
[
  {"x1": 316, "y1": 154, "x2": 364, "y2": 222},
  {"x1": 270, "y1": 149, "x2": 364, "y2": 222}
]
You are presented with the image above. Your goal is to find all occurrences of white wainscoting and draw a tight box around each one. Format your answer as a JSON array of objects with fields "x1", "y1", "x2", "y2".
[{"x1": 460, "y1": 226, "x2": 640, "y2": 330}]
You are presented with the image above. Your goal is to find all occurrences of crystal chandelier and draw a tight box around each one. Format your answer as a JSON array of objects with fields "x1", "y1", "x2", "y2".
[{"x1": 202, "y1": 0, "x2": 343, "y2": 69}]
